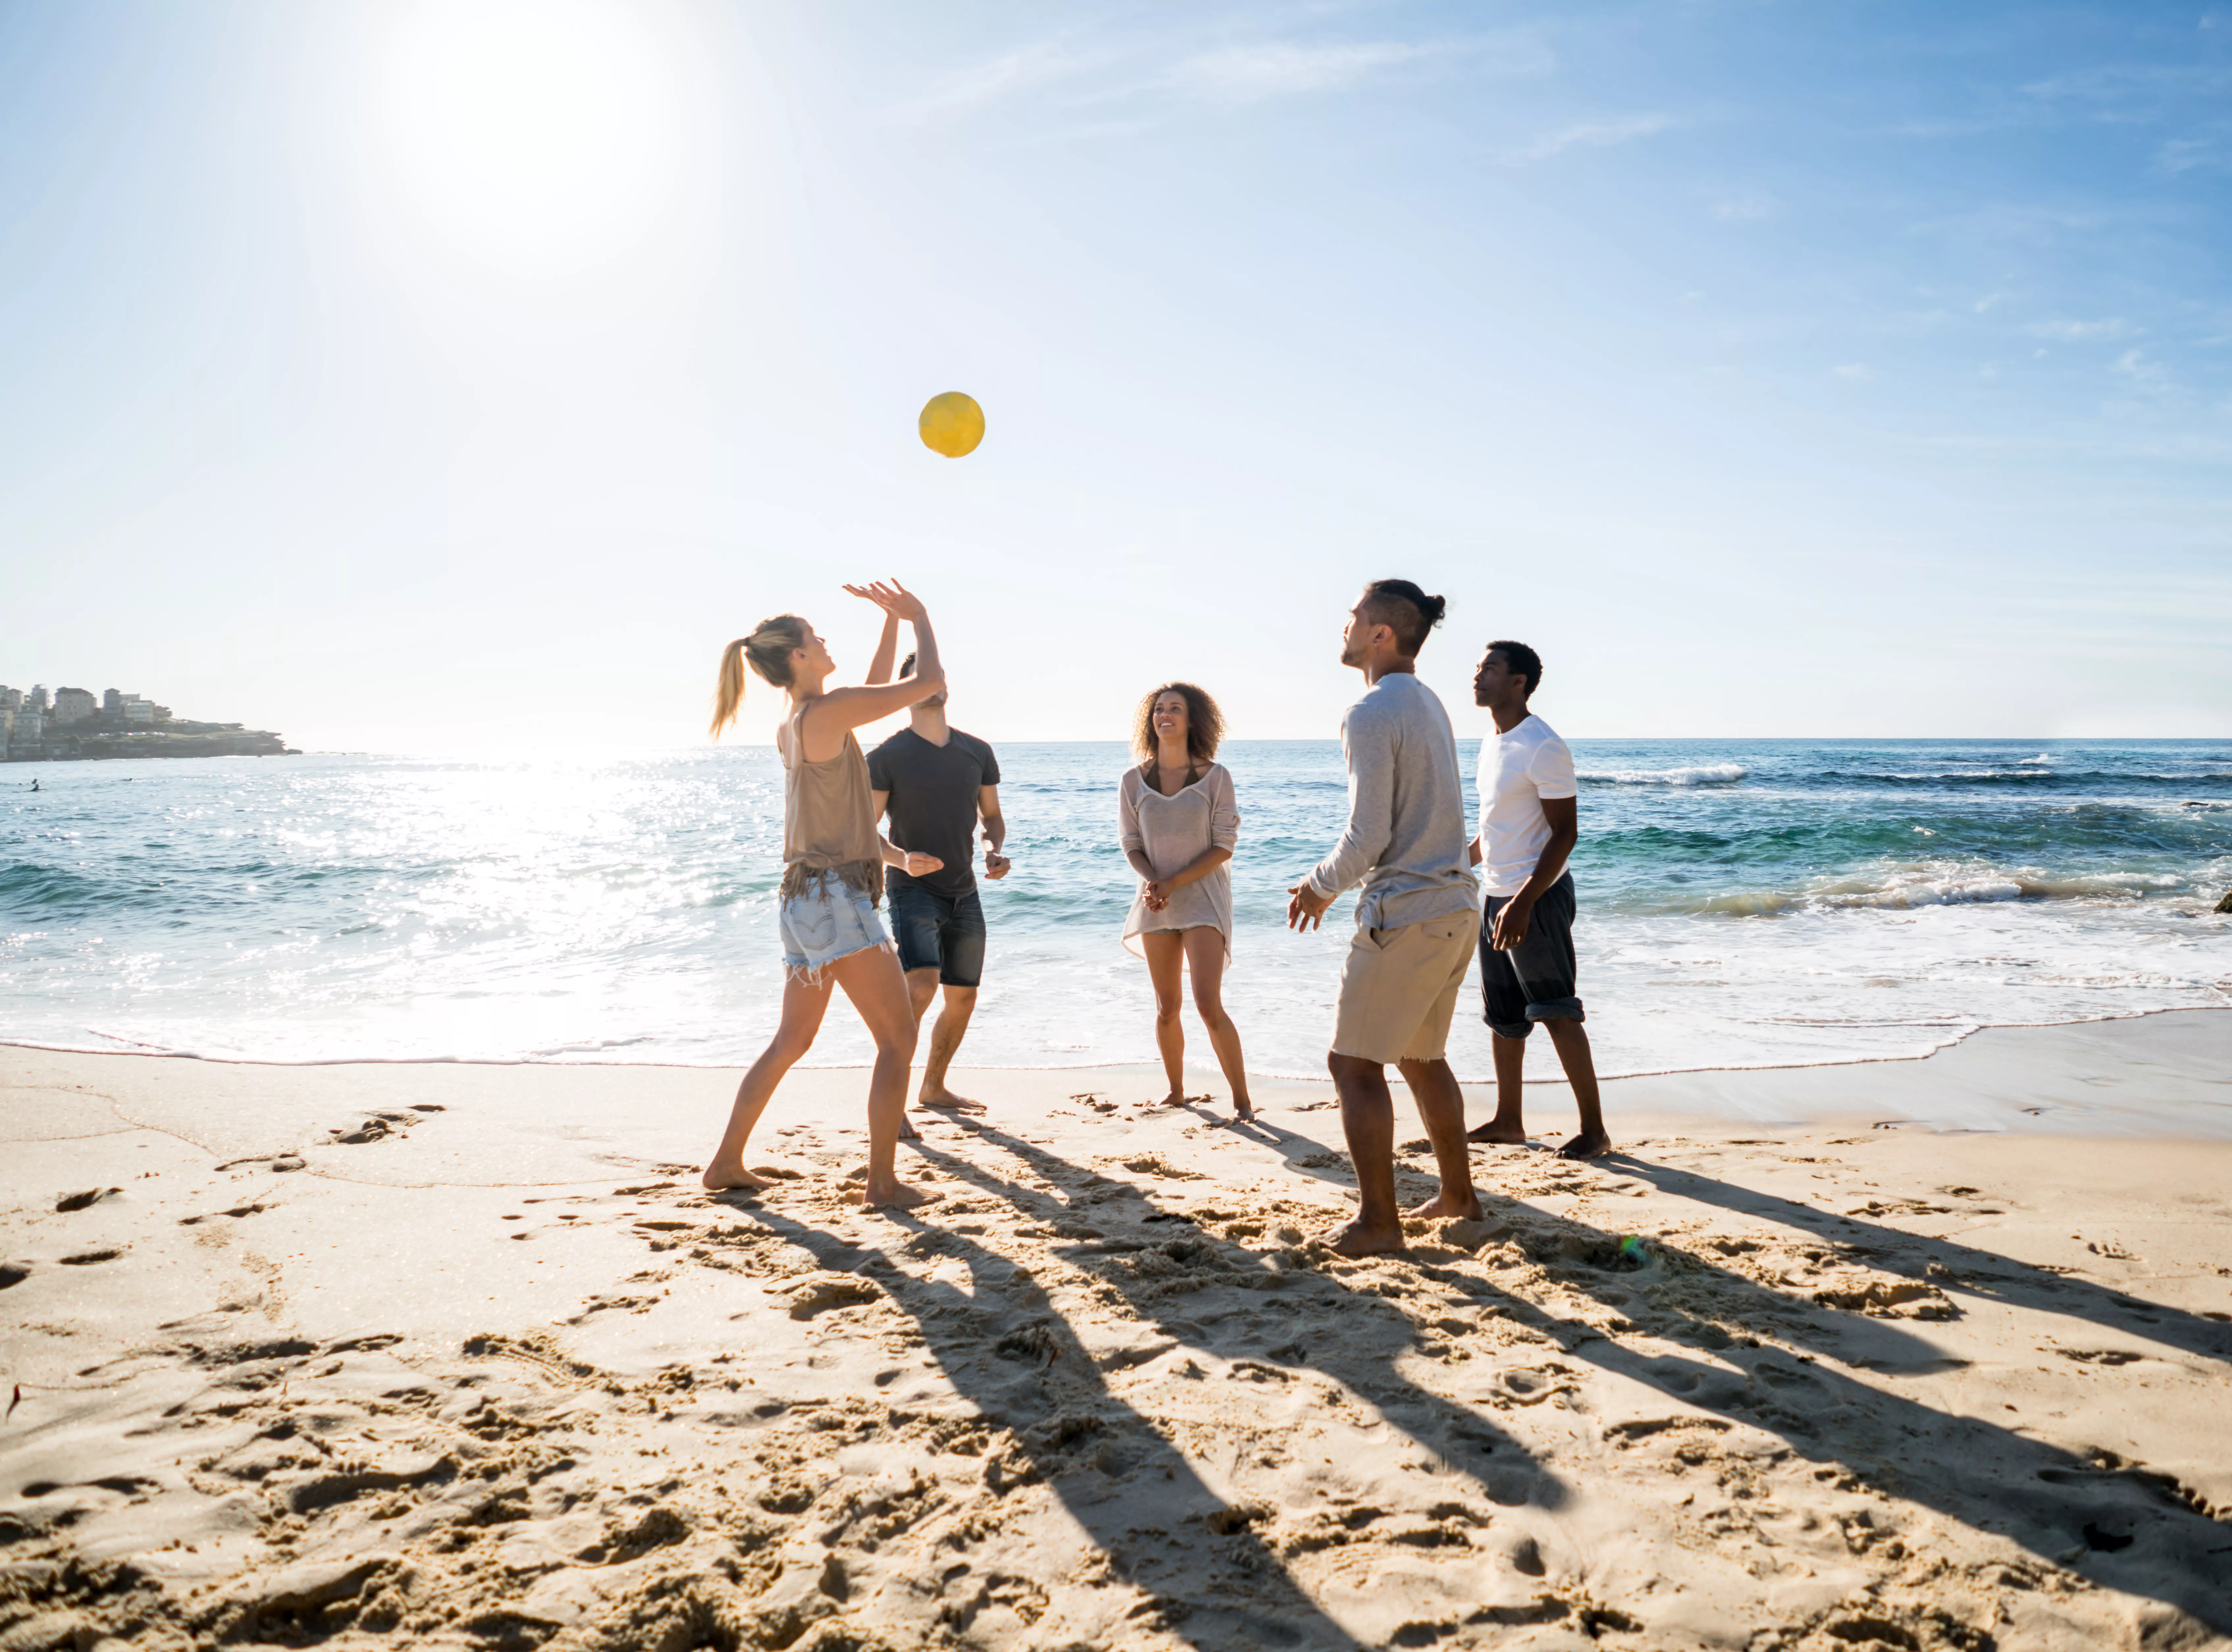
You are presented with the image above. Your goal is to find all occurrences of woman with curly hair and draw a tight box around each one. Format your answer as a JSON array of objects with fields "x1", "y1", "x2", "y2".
[{"x1": 1118, "y1": 682, "x2": 1253, "y2": 1119}]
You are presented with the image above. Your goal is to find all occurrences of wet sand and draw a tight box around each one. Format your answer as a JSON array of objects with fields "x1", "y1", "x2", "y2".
[{"x1": 2, "y1": 1011, "x2": 2229, "y2": 1650}]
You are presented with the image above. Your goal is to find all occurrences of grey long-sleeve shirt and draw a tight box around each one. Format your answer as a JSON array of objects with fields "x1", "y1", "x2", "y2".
[{"x1": 1306, "y1": 670, "x2": 1480, "y2": 930}]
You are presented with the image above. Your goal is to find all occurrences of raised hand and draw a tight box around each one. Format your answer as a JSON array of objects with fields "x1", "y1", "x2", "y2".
[
  {"x1": 984, "y1": 851, "x2": 1012, "y2": 880},
  {"x1": 1286, "y1": 880, "x2": 1331, "y2": 932},
  {"x1": 844, "y1": 580, "x2": 928, "y2": 624}
]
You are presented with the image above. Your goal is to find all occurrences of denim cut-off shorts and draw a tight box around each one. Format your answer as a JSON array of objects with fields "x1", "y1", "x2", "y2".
[{"x1": 778, "y1": 878, "x2": 891, "y2": 983}]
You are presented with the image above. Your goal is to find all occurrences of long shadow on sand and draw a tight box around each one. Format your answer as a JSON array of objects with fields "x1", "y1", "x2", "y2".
[
  {"x1": 724, "y1": 1121, "x2": 1578, "y2": 1650},
  {"x1": 919, "y1": 1119, "x2": 1565, "y2": 1510},
  {"x1": 735, "y1": 1198, "x2": 1380, "y2": 1651},
  {"x1": 1410, "y1": 1175, "x2": 2232, "y2": 1636},
  {"x1": 1604, "y1": 1152, "x2": 2232, "y2": 1368}
]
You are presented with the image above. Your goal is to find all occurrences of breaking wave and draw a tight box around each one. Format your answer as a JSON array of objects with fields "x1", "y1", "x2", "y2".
[{"x1": 1580, "y1": 763, "x2": 1748, "y2": 787}]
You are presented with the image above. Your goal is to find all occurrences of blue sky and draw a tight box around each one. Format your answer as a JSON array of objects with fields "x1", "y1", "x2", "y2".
[{"x1": 1, "y1": 0, "x2": 2227, "y2": 749}]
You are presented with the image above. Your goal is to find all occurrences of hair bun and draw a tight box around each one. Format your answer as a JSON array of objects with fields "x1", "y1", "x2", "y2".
[{"x1": 1419, "y1": 593, "x2": 1447, "y2": 625}]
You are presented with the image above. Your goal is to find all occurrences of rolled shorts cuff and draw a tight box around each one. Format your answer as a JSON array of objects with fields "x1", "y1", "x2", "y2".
[{"x1": 1489, "y1": 999, "x2": 1585, "y2": 1040}]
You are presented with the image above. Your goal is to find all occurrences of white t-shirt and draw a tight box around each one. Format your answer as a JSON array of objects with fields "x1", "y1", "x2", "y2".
[{"x1": 1476, "y1": 713, "x2": 1578, "y2": 896}]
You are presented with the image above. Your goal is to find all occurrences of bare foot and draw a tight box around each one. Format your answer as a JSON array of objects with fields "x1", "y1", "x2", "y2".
[
  {"x1": 1557, "y1": 1128, "x2": 1612, "y2": 1161},
  {"x1": 702, "y1": 1158, "x2": 774, "y2": 1193},
  {"x1": 1232, "y1": 1101, "x2": 1256, "y2": 1121},
  {"x1": 898, "y1": 1115, "x2": 921, "y2": 1142},
  {"x1": 1149, "y1": 1091, "x2": 1211, "y2": 1109},
  {"x1": 851, "y1": 1177, "x2": 941, "y2": 1210},
  {"x1": 1317, "y1": 1218, "x2": 1406, "y2": 1258},
  {"x1": 917, "y1": 1088, "x2": 987, "y2": 1114},
  {"x1": 1404, "y1": 1189, "x2": 1481, "y2": 1222},
  {"x1": 1467, "y1": 1120, "x2": 1529, "y2": 1145}
]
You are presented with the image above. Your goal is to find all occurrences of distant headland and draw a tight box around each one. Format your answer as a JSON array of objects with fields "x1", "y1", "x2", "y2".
[{"x1": 0, "y1": 683, "x2": 295, "y2": 762}]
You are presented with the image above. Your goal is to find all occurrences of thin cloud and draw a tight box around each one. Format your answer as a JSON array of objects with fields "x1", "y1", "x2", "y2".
[
  {"x1": 1832, "y1": 363, "x2": 1875, "y2": 381},
  {"x1": 891, "y1": 30, "x2": 1542, "y2": 126},
  {"x1": 1508, "y1": 115, "x2": 1676, "y2": 165},
  {"x1": 1163, "y1": 40, "x2": 1444, "y2": 102},
  {"x1": 2158, "y1": 133, "x2": 2230, "y2": 173},
  {"x1": 2028, "y1": 318, "x2": 2137, "y2": 342},
  {"x1": 2111, "y1": 347, "x2": 2170, "y2": 389},
  {"x1": 1711, "y1": 192, "x2": 1777, "y2": 222},
  {"x1": 886, "y1": 40, "x2": 1091, "y2": 124}
]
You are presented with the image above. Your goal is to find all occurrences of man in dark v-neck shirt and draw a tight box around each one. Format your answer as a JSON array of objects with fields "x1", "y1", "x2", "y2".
[{"x1": 867, "y1": 652, "x2": 1009, "y2": 1116}]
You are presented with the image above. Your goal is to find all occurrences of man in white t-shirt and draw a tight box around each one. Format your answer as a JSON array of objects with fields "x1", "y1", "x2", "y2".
[{"x1": 1466, "y1": 640, "x2": 1611, "y2": 1160}]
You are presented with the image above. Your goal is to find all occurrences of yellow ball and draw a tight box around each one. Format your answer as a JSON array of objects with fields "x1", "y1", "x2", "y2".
[{"x1": 919, "y1": 391, "x2": 985, "y2": 458}]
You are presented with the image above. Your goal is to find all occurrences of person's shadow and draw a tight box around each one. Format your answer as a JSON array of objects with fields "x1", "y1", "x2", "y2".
[
  {"x1": 734, "y1": 1198, "x2": 1379, "y2": 1649},
  {"x1": 1602, "y1": 1150, "x2": 2232, "y2": 1367},
  {"x1": 722, "y1": 1115, "x2": 1581, "y2": 1651},
  {"x1": 1401, "y1": 1170, "x2": 2232, "y2": 1636}
]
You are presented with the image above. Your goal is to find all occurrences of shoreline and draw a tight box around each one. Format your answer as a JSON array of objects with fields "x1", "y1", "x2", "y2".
[{"x1": 5, "y1": 1003, "x2": 2225, "y2": 1131}]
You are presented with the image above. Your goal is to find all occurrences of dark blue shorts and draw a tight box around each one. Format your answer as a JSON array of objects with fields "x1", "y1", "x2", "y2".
[
  {"x1": 1479, "y1": 872, "x2": 1585, "y2": 1040},
  {"x1": 887, "y1": 884, "x2": 987, "y2": 988}
]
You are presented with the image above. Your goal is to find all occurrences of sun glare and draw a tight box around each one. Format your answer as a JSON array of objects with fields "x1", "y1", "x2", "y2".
[{"x1": 376, "y1": 0, "x2": 684, "y2": 272}]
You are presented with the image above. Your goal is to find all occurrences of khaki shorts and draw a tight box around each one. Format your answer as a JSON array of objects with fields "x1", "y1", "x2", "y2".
[{"x1": 1331, "y1": 912, "x2": 1476, "y2": 1066}]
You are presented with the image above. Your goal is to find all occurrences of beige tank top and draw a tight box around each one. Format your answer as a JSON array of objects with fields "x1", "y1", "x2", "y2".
[{"x1": 781, "y1": 703, "x2": 884, "y2": 903}]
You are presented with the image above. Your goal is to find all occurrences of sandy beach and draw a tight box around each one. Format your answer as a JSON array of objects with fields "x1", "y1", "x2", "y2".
[{"x1": 4, "y1": 1011, "x2": 2229, "y2": 1650}]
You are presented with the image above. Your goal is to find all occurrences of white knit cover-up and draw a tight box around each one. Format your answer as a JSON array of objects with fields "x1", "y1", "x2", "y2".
[{"x1": 1118, "y1": 761, "x2": 1239, "y2": 962}]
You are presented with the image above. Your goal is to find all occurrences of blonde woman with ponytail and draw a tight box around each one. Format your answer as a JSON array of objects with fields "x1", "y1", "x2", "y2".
[{"x1": 703, "y1": 580, "x2": 947, "y2": 1209}]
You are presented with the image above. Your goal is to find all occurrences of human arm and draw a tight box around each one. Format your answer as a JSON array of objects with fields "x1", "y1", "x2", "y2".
[
  {"x1": 1118, "y1": 772, "x2": 1163, "y2": 897},
  {"x1": 1467, "y1": 833, "x2": 1484, "y2": 867},
  {"x1": 1288, "y1": 711, "x2": 1392, "y2": 929},
  {"x1": 860, "y1": 602, "x2": 900, "y2": 687},
  {"x1": 1144, "y1": 766, "x2": 1234, "y2": 905},
  {"x1": 1487, "y1": 738, "x2": 1580, "y2": 950},
  {"x1": 1145, "y1": 847, "x2": 1229, "y2": 911},
  {"x1": 801, "y1": 583, "x2": 947, "y2": 753},
  {"x1": 1487, "y1": 798, "x2": 1575, "y2": 949},
  {"x1": 868, "y1": 774, "x2": 942, "y2": 878},
  {"x1": 879, "y1": 835, "x2": 944, "y2": 879},
  {"x1": 978, "y1": 784, "x2": 1010, "y2": 878}
]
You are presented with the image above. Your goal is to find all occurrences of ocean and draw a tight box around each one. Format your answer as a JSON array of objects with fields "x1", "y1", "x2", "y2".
[{"x1": 2, "y1": 739, "x2": 2226, "y2": 1082}]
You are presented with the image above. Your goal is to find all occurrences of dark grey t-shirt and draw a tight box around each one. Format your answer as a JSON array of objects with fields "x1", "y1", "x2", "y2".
[{"x1": 866, "y1": 727, "x2": 1001, "y2": 898}]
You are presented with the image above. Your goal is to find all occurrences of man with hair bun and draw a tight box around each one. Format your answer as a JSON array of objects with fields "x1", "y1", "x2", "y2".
[
  {"x1": 1287, "y1": 579, "x2": 1484, "y2": 1256},
  {"x1": 1466, "y1": 637, "x2": 1611, "y2": 1160}
]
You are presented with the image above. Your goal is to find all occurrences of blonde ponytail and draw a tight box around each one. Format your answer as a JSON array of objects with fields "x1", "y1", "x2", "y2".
[{"x1": 709, "y1": 614, "x2": 809, "y2": 737}]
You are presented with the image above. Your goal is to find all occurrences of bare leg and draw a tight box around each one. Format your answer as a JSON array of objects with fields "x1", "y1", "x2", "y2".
[
  {"x1": 1395, "y1": 1056, "x2": 1480, "y2": 1220},
  {"x1": 1321, "y1": 1052, "x2": 1404, "y2": 1256},
  {"x1": 1545, "y1": 1020, "x2": 1611, "y2": 1159},
  {"x1": 893, "y1": 967, "x2": 939, "y2": 1139},
  {"x1": 1467, "y1": 1031, "x2": 1530, "y2": 1144},
  {"x1": 1182, "y1": 928, "x2": 1252, "y2": 1118},
  {"x1": 703, "y1": 972, "x2": 833, "y2": 1190},
  {"x1": 917, "y1": 984, "x2": 984, "y2": 1112},
  {"x1": 829, "y1": 946, "x2": 938, "y2": 1209},
  {"x1": 1141, "y1": 930, "x2": 1190, "y2": 1106}
]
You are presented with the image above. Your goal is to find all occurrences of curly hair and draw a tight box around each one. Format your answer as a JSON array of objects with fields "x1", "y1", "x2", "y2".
[{"x1": 1132, "y1": 682, "x2": 1224, "y2": 764}]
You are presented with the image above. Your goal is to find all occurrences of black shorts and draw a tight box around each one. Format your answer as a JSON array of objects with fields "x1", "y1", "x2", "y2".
[
  {"x1": 887, "y1": 884, "x2": 987, "y2": 988},
  {"x1": 1478, "y1": 872, "x2": 1584, "y2": 1040}
]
